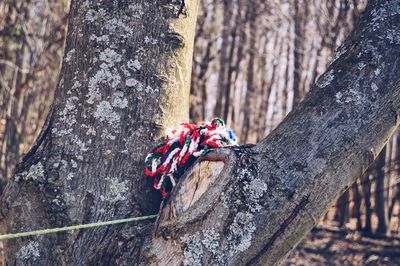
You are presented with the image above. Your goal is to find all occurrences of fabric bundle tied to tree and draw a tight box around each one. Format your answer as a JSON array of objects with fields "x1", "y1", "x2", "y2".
[{"x1": 144, "y1": 118, "x2": 238, "y2": 198}]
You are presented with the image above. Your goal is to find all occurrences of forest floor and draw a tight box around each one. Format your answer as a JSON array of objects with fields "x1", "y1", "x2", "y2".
[{"x1": 284, "y1": 225, "x2": 400, "y2": 265}]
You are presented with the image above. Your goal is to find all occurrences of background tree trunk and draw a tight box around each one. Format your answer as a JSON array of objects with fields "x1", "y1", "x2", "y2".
[
  {"x1": 351, "y1": 181, "x2": 363, "y2": 231},
  {"x1": 335, "y1": 190, "x2": 349, "y2": 227},
  {"x1": 375, "y1": 148, "x2": 389, "y2": 235},
  {"x1": 362, "y1": 168, "x2": 373, "y2": 233}
]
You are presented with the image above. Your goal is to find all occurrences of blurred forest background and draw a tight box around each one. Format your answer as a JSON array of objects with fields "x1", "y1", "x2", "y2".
[{"x1": 1, "y1": 0, "x2": 399, "y2": 264}]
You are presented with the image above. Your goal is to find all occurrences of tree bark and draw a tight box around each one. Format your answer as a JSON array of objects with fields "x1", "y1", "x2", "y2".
[
  {"x1": 148, "y1": 1, "x2": 400, "y2": 265},
  {"x1": 1, "y1": 0, "x2": 400, "y2": 265},
  {"x1": 0, "y1": 0, "x2": 198, "y2": 264}
]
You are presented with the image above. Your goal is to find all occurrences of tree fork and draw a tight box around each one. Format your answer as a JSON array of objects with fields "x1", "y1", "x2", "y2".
[
  {"x1": 148, "y1": 0, "x2": 400, "y2": 265},
  {"x1": 1, "y1": 0, "x2": 400, "y2": 265}
]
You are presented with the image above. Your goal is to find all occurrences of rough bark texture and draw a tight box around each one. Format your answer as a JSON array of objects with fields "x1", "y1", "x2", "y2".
[
  {"x1": 4, "y1": 0, "x2": 400, "y2": 240},
  {"x1": 1, "y1": 0, "x2": 400, "y2": 265},
  {"x1": 148, "y1": 0, "x2": 400, "y2": 265},
  {"x1": 0, "y1": 0, "x2": 198, "y2": 264}
]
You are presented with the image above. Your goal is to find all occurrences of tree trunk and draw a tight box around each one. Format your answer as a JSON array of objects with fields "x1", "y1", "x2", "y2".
[
  {"x1": 389, "y1": 133, "x2": 400, "y2": 220},
  {"x1": 351, "y1": 181, "x2": 363, "y2": 231},
  {"x1": 1, "y1": 0, "x2": 400, "y2": 265},
  {"x1": 241, "y1": 0, "x2": 257, "y2": 143},
  {"x1": 335, "y1": 189, "x2": 349, "y2": 227},
  {"x1": 214, "y1": 0, "x2": 233, "y2": 119},
  {"x1": 148, "y1": 1, "x2": 400, "y2": 264},
  {"x1": 0, "y1": 0, "x2": 198, "y2": 264},
  {"x1": 362, "y1": 169, "x2": 373, "y2": 233},
  {"x1": 375, "y1": 147, "x2": 389, "y2": 235}
]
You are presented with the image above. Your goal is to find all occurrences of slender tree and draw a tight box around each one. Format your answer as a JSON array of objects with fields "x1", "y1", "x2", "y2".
[{"x1": 375, "y1": 147, "x2": 389, "y2": 235}]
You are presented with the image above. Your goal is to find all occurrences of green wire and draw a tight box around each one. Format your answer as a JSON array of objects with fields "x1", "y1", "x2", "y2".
[{"x1": 0, "y1": 214, "x2": 158, "y2": 240}]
